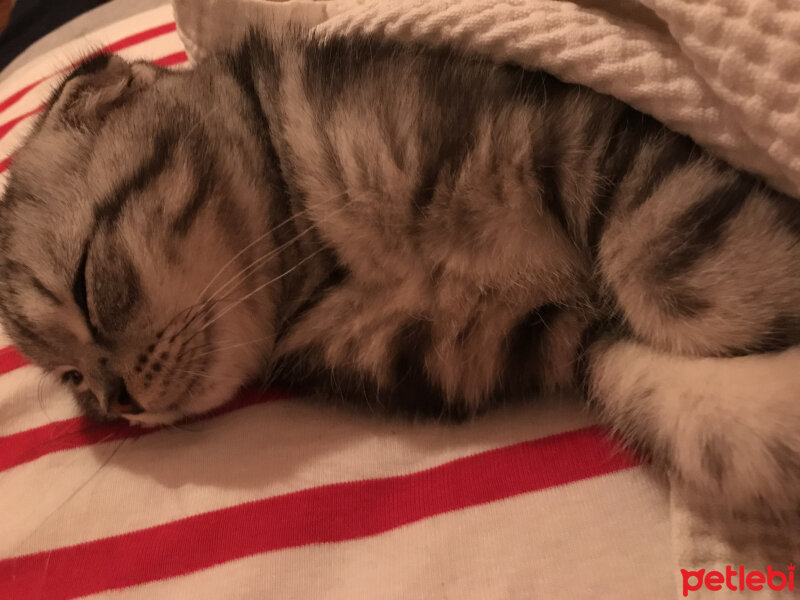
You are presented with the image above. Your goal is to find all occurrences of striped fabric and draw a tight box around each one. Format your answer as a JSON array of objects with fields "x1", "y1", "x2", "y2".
[{"x1": 0, "y1": 5, "x2": 676, "y2": 598}]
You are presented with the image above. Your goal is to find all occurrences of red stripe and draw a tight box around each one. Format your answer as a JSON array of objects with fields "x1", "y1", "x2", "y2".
[
  {"x1": 152, "y1": 51, "x2": 189, "y2": 67},
  {"x1": 0, "y1": 106, "x2": 43, "y2": 140},
  {"x1": 0, "y1": 346, "x2": 28, "y2": 374},
  {"x1": 101, "y1": 22, "x2": 177, "y2": 54},
  {"x1": 0, "y1": 426, "x2": 636, "y2": 599},
  {"x1": 0, "y1": 388, "x2": 286, "y2": 472},
  {"x1": 0, "y1": 77, "x2": 48, "y2": 115},
  {"x1": 0, "y1": 414, "x2": 148, "y2": 472},
  {"x1": 0, "y1": 23, "x2": 177, "y2": 114},
  {"x1": 0, "y1": 155, "x2": 11, "y2": 173}
]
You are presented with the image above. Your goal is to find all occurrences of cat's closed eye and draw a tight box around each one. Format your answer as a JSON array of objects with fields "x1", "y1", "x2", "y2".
[{"x1": 60, "y1": 369, "x2": 84, "y2": 386}]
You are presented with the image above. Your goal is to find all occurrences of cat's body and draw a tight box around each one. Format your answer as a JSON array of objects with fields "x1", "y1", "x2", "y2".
[{"x1": 2, "y1": 29, "x2": 800, "y2": 513}]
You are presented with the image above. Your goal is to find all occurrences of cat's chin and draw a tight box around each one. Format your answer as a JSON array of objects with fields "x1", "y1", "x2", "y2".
[
  {"x1": 122, "y1": 376, "x2": 248, "y2": 428},
  {"x1": 123, "y1": 410, "x2": 183, "y2": 428}
]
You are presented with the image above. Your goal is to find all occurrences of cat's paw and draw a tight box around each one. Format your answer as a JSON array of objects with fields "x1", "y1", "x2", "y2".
[
  {"x1": 669, "y1": 411, "x2": 800, "y2": 515},
  {"x1": 589, "y1": 340, "x2": 800, "y2": 515}
]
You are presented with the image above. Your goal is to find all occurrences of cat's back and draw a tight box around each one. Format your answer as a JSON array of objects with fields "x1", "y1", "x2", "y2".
[
  {"x1": 225, "y1": 31, "x2": 602, "y2": 407},
  {"x1": 233, "y1": 31, "x2": 597, "y2": 294}
]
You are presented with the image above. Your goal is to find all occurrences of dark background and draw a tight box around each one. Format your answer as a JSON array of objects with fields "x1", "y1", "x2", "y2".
[{"x1": 0, "y1": 0, "x2": 110, "y2": 71}]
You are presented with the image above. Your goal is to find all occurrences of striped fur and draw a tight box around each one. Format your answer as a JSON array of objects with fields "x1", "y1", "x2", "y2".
[{"x1": 1, "y1": 30, "x2": 800, "y2": 513}]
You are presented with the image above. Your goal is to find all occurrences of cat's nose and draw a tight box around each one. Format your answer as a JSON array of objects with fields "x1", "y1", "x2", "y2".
[{"x1": 107, "y1": 378, "x2": 144, "y2": 416}]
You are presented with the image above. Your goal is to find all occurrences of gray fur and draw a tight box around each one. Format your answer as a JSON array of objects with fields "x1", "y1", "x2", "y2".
[{"x1": 1, "y1": 30, "x2": 800, "y2": 513}]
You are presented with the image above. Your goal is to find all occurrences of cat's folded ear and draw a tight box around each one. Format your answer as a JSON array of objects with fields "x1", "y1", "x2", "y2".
[{"x1": 49, "y1": 54, "x2": 158, "y2": 128}]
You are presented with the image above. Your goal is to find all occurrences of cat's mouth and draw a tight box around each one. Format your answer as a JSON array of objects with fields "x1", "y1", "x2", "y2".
[
  {"x1": 122, "y1": 405, "x2": 183, "y2": 427},
  {"x1": 72, "y1": 369, "x2": 197, "y2": 427},
  {"x1": 108, "y1": 379, "x2": 145, "y2": 416}
]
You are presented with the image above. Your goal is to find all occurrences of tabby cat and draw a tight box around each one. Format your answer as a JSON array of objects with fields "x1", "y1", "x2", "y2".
[{"x1": 1, "y1": 29, "x2": 799, "y2": 514}]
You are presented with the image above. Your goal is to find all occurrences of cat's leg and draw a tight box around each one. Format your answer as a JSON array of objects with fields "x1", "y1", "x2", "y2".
[
  {"x1": 589, "y1": 160, "x2": 800, "y2": 512},
  {"x1": 597, "y1": 162, "x2": 800, "y2": 356},
  {"x1": 582, "y1": 335, "x2": 800, "y2": 512}
]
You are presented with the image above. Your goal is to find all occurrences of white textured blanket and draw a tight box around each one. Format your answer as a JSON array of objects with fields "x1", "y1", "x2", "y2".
[{"x1": 175, "y1": 0, "x2": 800, "y2": 199}]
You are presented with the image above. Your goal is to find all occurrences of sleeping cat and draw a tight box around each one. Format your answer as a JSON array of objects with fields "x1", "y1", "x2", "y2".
[{"x1": 1, "y1": 29, "x2": 800, "y2": 514}]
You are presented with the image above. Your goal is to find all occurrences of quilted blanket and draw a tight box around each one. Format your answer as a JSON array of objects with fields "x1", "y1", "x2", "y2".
[{"x1": 177, "y1": 0, "x2": 800, "y2": 200}]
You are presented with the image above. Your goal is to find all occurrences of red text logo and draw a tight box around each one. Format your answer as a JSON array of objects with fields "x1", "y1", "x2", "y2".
[{"x1": 681, "y1": 564, "x2": 795, "y2": 596}]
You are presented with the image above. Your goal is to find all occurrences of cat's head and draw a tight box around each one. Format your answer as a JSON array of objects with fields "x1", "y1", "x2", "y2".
[{"x1": 0, "y1": 54, "x2": 279, "y2": 425}]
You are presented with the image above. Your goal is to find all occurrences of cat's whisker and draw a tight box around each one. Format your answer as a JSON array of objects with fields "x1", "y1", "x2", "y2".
[
  {"x1": 173, "y1": 368, "x2": 240, "y2": 382},
  {"x1": 167, "y1": 421, "x2": 203, "y2": 434},
  {"x1": 157, "y1": 291, "x2": 225, "y2": 338},
  {"x1": 9, "y1": 437, "x2": 127, "y2": 555},
  {"x1": 198, "y1": 247, "x2": 327, "y2": 336},
  {"x1": 182, "y1": 249, "x2": 333, "y2": 354},
  {"x1": 188, "y1": 334, "x2": 277, "y2": 360},
  {"x1": 164, "y1": 299, "x2": 224, "y2": 342},
  {"x1": 174, "y1": 368, "x2": 214, "y2": 379},
  {"x1": 202, "y1": 221, "x2": 319, "y2": 306},
  {"x1": 173, "y1": 209, "x2": 346, "y2": 352},
  {"x1": 172, "y1": 234, "x2": 307, "y2": 347},
  {"x1": 36, "y1": 372, "x2": 55, "y2": 423},
  {"x1": 158, "y1": 294, "x2": 246, "y2": 354},
  {"x1": 160, "y1": 192, "x2": 355, "y2": 358},
  {"x1": 196, "y1": 204, "x2": 314, "y2": 301},
  {"x1": 173, "y1": 343, "x2": 215, "y2": 364},
  {"x1": 159, "y1": 260, "x2": 274, "y2": 345},
  {"x1": 170, "y1": 326, "x2": 249, "y2": 365},
  {"x1": 182, "y1": 105, "x2": 222, "y2": 145},
  {"x1": 200, "y1": 192, "x2": 354, "y2": 307},
  {"x1": 198, "y1": 185, "x2": 351, "y2": 299}
]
